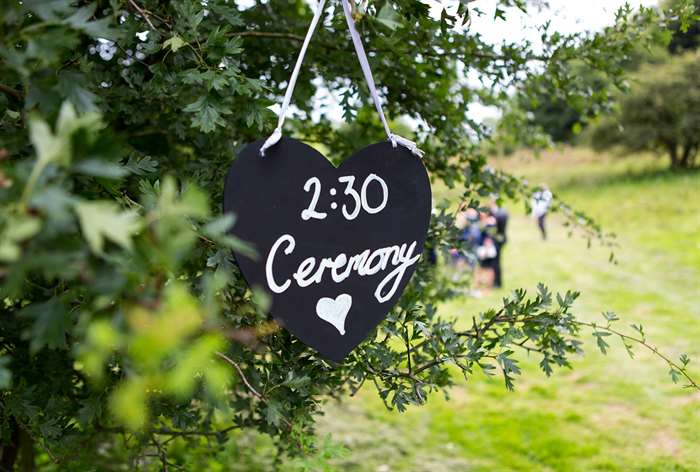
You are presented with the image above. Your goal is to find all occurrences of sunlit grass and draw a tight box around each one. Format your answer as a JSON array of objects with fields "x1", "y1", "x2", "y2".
[{"x1": 318, "y1": 148, "x2": 700, "y2": 471}]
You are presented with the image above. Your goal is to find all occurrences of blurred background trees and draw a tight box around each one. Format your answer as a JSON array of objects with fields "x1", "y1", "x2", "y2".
[
  {"x1": 591, "y1": 51, "x2": 700, "y2": 169},
  {"x1": 507, "y1": 0, "x2": 700, "y2": 164},
  {"x1": 667, "y1": 0, "x2": 700, "y2": 52}
]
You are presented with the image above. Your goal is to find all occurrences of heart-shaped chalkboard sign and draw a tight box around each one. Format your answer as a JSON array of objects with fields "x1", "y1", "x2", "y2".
[{"x1": 224, "y1": 137, "x2": 431, "y2": 362}]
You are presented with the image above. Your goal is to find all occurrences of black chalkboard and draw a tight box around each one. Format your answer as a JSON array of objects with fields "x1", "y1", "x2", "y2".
[{"x1": 224, "y1": 137, "x2": 431, "y2": 362}]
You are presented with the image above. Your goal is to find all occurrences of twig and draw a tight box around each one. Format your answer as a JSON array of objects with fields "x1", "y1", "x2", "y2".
[
  {"x1": 0, "y1": 84, "x2": 22, "y2": 101},
  {"x1": 128, "y1": 0, "x2": 158, "y2": 31},
  {"x1": 13, "y1": 416, "x2": 59, "y2": 465},
  {"x1": 150, "y1": 436, "x2": 168, "y2": 472},
  {"x1": 349, "y1": 375, "x2": 367, "y2": 396},
  {"x1": 226, "y1": 30, "x2": 533, "y2": 63},
  {"x1": 214, "y1": 351, "x2": 264, "y2": 400},
  {"x1": 514, "y1": 337, "x2": 544, "y2": 354},
  {"x1": 156, "y1": 425, "x2": 239, "y2": 438},
  {"x1": 403, "y1": 323, "x2": 413, "y2": 375},
  {"x1": 229, "y1": 31, "x2": 306, "y2": 42},
  {"x1": 100, "y1": 425, "x2": 239, "y2": 439},
  {"x1": 575, "y1": 321, "x2": 699, "y2": 391},
  {"x1": 214, "y1": 353, "x2": 297, "y2": 429}
]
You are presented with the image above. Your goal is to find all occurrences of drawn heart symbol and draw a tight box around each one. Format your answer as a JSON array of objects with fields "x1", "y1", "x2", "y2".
[
  {"x1": 316, "y1": 294, "x2": 352, "y2": 335},
  {"x1": 224, "y1": 137, "x2": 431, "y2": 362}
]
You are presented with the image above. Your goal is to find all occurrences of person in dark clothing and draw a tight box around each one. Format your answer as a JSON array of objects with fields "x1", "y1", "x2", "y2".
[
  {"x1": 490, "y1": 201, "x2": 509, "y2": 288},
  {"x1": 475, "y1": 214, "x2": 498, "y2": 290},
  {"x1": 427, "y1": 246, "x2": 437, "y2": 266}
]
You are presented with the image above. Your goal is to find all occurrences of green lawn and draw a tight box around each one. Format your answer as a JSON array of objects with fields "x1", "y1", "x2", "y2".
[{"x1": 317, "y1": 149, "x2": 700, "y2": 471}]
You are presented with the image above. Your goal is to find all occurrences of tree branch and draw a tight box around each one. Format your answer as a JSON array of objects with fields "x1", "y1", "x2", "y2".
[
  {"x1": 128, "y1": 0, "x2": 158, "y2": 31},
  {"x1": 229, "y1": 31, "x2": 306, "y2": 42},
  {"x1": 214, "y1": 351, "x2": 264, "y2": 400},
  {"x1": 0, "y1": 84, "x2": 22, "y2": 101},
  {"x1": 100, "y1": 425, "x2": 239, "y2": 438},
  {"x1": 226, "y1": 30, "x2": 545, "y2": 64},
  {"x1": 574, "y1": 321, "x2": 699, "y2": 391}
]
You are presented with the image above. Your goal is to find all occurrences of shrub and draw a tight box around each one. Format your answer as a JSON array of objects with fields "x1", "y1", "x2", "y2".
[
  {"x1": 0, "y1": 1, "x2": 694, "y2": 469},
  {"x1": 592, "y1": 51, "x2": 700, "y2": 169}
]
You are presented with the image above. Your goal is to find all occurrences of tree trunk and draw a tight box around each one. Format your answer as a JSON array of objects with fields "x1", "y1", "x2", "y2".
[
  {"x1": 680, "y1": 143, "x2": 692, "y2": 169},
  {"x1": 676, "y1": 142, "x2": 700, "y2": 169},
  {"x1": 0, "y1": 418, "x2": 35, "y2": 472},
  {"x1": 685, "y1": 143, "x2": 698, "y2": 168},
  {"x1": 16, "y1": 427, "x2": 34, "y2": 472},
  {"x1": 0, "y1": 418, "x2": 20, "y2": 472},
  {"x1": 667, "y1": 142, "x2": 680, "y2": 169}
]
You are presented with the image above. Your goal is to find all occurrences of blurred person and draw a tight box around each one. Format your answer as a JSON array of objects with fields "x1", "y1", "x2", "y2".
[
  {"x1": 531, "y1": 184, "x2": 553, "y2": 240},
  {"x1": 463, "y1": 208, "x2": 482, "y2": 255},
  {"x1": 489, "y1": 199, "x2": 509, "y2": 288},
  {"x1": 450, "y1": 208, "x2": 481, "y2": 280},
  {"x1": 449, "y1": 208, "x2": 469, "y2": 275},
  {"x1": 475, "y1": 213, "x2": 498, "y2": 293}
]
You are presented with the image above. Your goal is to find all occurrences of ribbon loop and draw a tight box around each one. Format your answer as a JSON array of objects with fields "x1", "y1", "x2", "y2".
[
  {"x1": 390, "y1": 133, "x2": 425, "y2": 158},
  {"x1": 260, "y1": 0, "x2": 327, "y2": 156},
  {"x1": 261, "y1": 0, "x2": 424, "y2": 158}
]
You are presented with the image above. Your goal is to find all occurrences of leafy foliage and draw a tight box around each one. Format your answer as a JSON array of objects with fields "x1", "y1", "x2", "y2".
[
  {"x1": 0, "y1": 1, "x2": 695, "y2": 469},
  {"x1": 665, "y1": 0, "x2": 700, "y2": 53},
  {"x1": 498, "y1": 1, "x2": 697, "y2": 145},
  {"x1": 591, "y1": 51, "x2": 700, "y2": 169}
]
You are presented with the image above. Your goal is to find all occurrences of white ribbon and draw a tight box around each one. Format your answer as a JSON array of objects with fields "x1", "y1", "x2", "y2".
[
  {"x1": 260, "y1": 0, "x2": 424, "y2": 158},
  {"x1": 260, "y1": 0, "x2": 327, "y2": 156},
  {"x1": 339, "y1": 0, "x2": 424, "y2": 157}
]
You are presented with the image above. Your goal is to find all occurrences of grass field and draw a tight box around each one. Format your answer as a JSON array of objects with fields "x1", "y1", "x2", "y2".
[{"x1": 317, "y1": 148, "x2": 700, "y2": 471}]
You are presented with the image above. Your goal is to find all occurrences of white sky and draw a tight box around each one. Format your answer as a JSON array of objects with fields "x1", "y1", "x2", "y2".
[{"x1": 430, "y1": 0, "x2": 659, "y2": 44}]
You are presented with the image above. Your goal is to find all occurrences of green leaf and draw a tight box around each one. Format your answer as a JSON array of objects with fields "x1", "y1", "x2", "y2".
[
  {"x1": 80, "y1": 320, "x2": 122, "y2": 381},
  {"x1": 28, "y1": 101, "x2": 103, "y2": 173},
  {"x1": 210, "y1": 4, "x2": 244, "y2": 26},
  {"x1": 64, "y1": 5, "x2": 121, "y2": 41},
  {"x1": 24, "y1": 0, "x2": 73, "y2": 20},
  {"x1": 29, "y1": 115, "x2": 67, "y2": 168},
  {"x1": 110, "y1": 377, "x2": 148, "y2": 430},
  {"x1": 164, "y1": 35, "x2": 187, "y2": 53},
  {"x1": 5, "y1": 216, "x2": 41, "y2": 242},
  {"x1": 74, "y1": 201, "x2": 142, "y2": 253},
  {"x1": 593, "y1": 332, "x2": 610, "y2": 355},
  {"x1": 21, "y1": 298, "x2": 71, "y2": 353},
  {"x1": 669, "y1": 368, "x2": 682, "y2": 384},
  {"x1": 539, "y1": 356, "x2": 553, "y2": 377},
  {"x1": 77, "y1": 396, "x2": 102, "y2": 427},
  {"x1": 631, "y1": 323, "x2": 645, "y2": 340},
  {"x1": 166, "y1": 335, "x2": 226, "y2": 398},
  {"x1": 184, "y1": 96, "x2": 231, "y2": 133},
  {"x1": 0, "y1": 356, "x2": 12, "y2": 389},
  {"x1": 30, "y1": 186, "x2": 76, "y2": 227},
  {"x1": 282, "y1": 372, "x2": 311, "y2": 392},
  {"x1": 156, "y1": 178, "x2": 210, "y2": 219},
  {"x1": 0, "y1": 242, "x2": 20, "y2": 262},
  {"x1": 74, "y1": 159, "x2": 128, "y2": 179},
  {"x1": 124, "y1": 155, "x2": 158, "y2": 176},
  {"x1": 202, "y1": 214, "x2": 235, "y2": 236},
  {"x1": 377, "y1": 3, "x2": 402, "y2": 31},
  {"x1": 56, "y1": 72, "x2": 100, "y2": 114},
  {"x1": 0, "y1": 215, "x2": 42, "y2": 262},
  {"x1": 264, "y1": 401, "x2": 284, "y2": 427}
]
